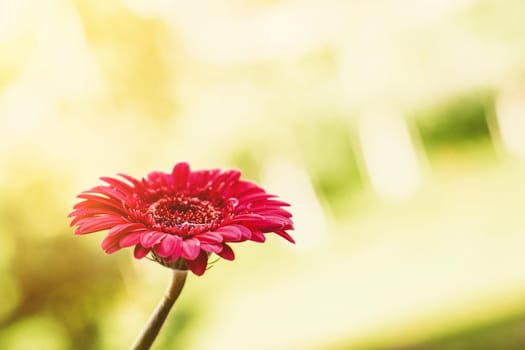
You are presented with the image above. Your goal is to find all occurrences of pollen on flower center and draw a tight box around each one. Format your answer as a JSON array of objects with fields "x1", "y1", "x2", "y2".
[{"x1": 146, "y1": 196, "x2": 223, "y2": 230}]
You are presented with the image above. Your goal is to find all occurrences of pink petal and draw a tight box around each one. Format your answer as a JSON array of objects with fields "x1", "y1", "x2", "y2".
[
  {"x1": 259, "y1": 199, "x2": 291, "y2": 207},
  {"x1": 214, "y1": 225, "x2": 242, "y2": 241},
  {"x1": 155, "y1": 235, "x2": 180, "y2": 258},
  {"x1": 171, "y1": 162, "x2": 190, "y2": 190},
  {"x1": 188, "y1": 170, "x2": 207, "y2": 189},
  {"x1": 147, "y1": 171, "x2": 165, "y2": 183},
  {"x1": 102, "y1": 227, "x2": 146, "y2": 251},
  {"x1": 237, "y1": 192, "x2": 275, "y2": 203},
  {"x1": 200, "y1": 242, "x2": 223, "y2": 253},
  {"x1": 255, "y1": 216, "x2": 292, "y2": 231},
  {"x1": 250, "y1": 229, "x2": 266, "y2": 243},
  {"x1": 83, "y1": 185, "x2": 126, "y2": 202},
  {"x1": 211, "y1": 170, "x2": 240, "y2": 194},
  {"x1": 148, "y1": 172, "x2": 173, "y2": 189},
  {"x1": 274, "y1": 230, "x2": 295, "y2": 243},
  {"x1": 100, "y1": 176, "x2": 133, "y2": 193},
  {"x1": 217, "y1": 244, "x2": 235, "y2": 260},
  {"x1": 75, "y1": 194, "x2": 124, "y2": 212},
  {"x1": 196, "y1": 232, "x2": 223, "y2": 244},
  {"x1": 101, "y1": 235, "x2": 120, "y2": 251},
  {"x1": 134, "y1": 244, "x2": 150, "y2": 259},
  {"x1": 168, "y1": 238, "x2": 183, "y2": 261},
  {"x1": 69, "y1": 210, "x2": 123, "y2": 227},
  {"x1": 140, "y1": 231, "x2": 166, "y2": 248},
  {"x1": 225, "y1": 169, "x2": 241, "y2": 183},
  {"x1": 69, "y1": 207, "x2": 124, "y2": 224},
  {"x1": 235, "y1": 181, "x2": 263, "y2": 196},
  {"x1": 181, "y1": 238, "x2": 200, "y2": 260},
  {"x1": 189, "y1": 169, "x2": 220, "y2": 190},
  {"x1": 231, "y1": 214, "x2": 265, "y2": 224},
  {"x1": 74, "y1": 216, "x2": 126, "y2": 235},
  {"x1": 105, "y1": 245, "x2": 121, "y2": 254},
  {"x1": 107, "y1": 223, "x2": 144, "y2": 237},
  {"x1": 255, "y1": 209, "x2": 293, "y2": 218},
  {"x1": 231, "y1": 224, "x2": 251, "y2": 240},
  {"x1": 186, "y1": 251, "x2": 208, "y2": 276},
  {"x1": 118, "y1": 173, "x2": 145, "y2": 191},
  {"x1": 119, "y1": 232, "x2": 143, "y2": 247}
]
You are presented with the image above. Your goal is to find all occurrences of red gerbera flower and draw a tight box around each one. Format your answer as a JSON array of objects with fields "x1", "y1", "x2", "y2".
[{"x1": 69, "y1": 162, "x2": 294, "y2": 275}]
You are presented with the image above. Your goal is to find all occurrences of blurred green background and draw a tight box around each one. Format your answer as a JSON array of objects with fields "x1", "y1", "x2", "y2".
[{"x1": 2, "y1": 0, "x2": 525, "y2": 349}]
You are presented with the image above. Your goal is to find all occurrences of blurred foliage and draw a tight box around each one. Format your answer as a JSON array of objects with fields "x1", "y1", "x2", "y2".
[
  {"x1": 0, "y1": 33, "x2": 34, "y2": 92},
  {"x1": 466, "y1": 0, "x2": 525, "y2": 41},
  {"x1": 0, "y1": 159, "x2": 198, "y2": 349},
  {"x1": 2, "y1": 0, "x2": 525, "y2": 349},
  {"x1": 229, "y1": 146, "x2": 264, "y2": 182},
  {"x1": 415, "y1": 314, "x2": 525, "y2": 350},
  {"x1": 1, "y1": 237, "x2": 117, "y2": 350},
  {"x1": 296, "y1": 117, "x2": 363, "y2": 217},
  {"x1": 414, "y1": 91, "x2": 494, "y2": 153},
  {"x1": 0, "y1": 161, "x2": 119, "y2": 349},
  {"x1": 332, "y1": 314, "x2": 525, "y2": 350},
  {"x1": 154, "y1": 307, "x2": 198, "y2": 350},
  {"x1": 73, "y1": 0, "x2": 178, "y2": 121}
]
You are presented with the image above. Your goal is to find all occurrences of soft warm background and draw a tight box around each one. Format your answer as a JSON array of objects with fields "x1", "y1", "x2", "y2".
[{"x1": 2, "y1": 0, "x2": 525, "y2": 349}]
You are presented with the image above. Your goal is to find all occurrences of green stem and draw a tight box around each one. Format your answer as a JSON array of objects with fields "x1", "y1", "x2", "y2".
[{"x1": 130, "y1": 269, "x2": 188, "y2": 350}]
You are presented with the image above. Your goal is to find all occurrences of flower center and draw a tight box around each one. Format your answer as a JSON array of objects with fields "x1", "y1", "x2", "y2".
[{"x1": 146, "y1": 196, "x2": 223, "y2": 231}]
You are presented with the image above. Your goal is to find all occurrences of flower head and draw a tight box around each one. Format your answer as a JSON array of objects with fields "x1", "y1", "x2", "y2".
[{"x1": 69, "y1": 162, "x2": 294, "y2": 275}]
